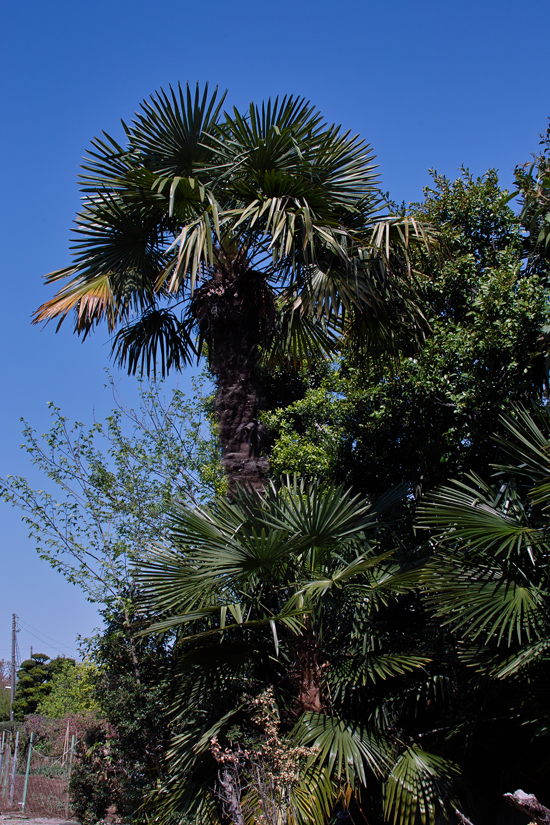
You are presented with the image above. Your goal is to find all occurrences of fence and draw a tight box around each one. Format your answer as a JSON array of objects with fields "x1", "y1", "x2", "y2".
[{"x1": 0, "y1": 724, "x2": 76, "y2": 817}]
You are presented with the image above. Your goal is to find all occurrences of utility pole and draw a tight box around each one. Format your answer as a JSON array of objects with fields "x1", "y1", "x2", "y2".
[{"x1": 10, "y1": 613, "x2": 17, "y2": 722}]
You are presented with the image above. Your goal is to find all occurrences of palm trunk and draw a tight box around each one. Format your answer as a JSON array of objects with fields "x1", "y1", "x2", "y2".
[
  {"x1": 193, "y1": 260, "x2": 271, "y2": 496},
  {"x1": 294, "y1": 621, "x2": 325, "y2": 714},
  {"x1": 213, "y1": 339, "x2": 268, "y2": 496}
]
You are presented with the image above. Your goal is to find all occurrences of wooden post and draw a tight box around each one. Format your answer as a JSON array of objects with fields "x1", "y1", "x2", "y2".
[
  {"x1": 3, "y1": 739, "x2": 11, "y2": 798},
  {"x1": 9, "y1": 730, "x2": 19, "y2": 806},
  {"x1": 22, "y1": 732, "x2": 34, "y2": 814},
  {"x1": 62, "y1": 719, "x2": 70, "y2": 766},
  {"x1": 65, "y1": 733, "x2": 75, "y2": 819}
]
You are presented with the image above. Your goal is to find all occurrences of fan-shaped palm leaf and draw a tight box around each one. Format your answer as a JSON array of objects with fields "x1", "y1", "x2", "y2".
[
  {"x1": 383, "y1": 745, "x2": 459, "y2": 825},
  {"x1": 112, "y1": 307, "x2": 196, "y2": 376},
  {"x1": 293, "y1": 712, "x2": 391, "y2": 786}
]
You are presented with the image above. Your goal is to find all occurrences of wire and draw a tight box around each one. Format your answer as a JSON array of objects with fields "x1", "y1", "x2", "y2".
[
  {"x1": 17, "y1": 619, "x2": 79, "y2": 655},
  {"x1": 17, "y1": 626, "x2": 74, "y2": 658},
  {"x1": 16, "y1": 622, "x2": 78, "y2": 658}
]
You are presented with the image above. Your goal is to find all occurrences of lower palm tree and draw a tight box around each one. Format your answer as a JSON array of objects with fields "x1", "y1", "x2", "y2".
[
  {"x1": 417, "y1": 405, "x2": 550, "y2": 803},
  {"x1": 137, "y1": 478, "x2": 459, "y2": 825}
]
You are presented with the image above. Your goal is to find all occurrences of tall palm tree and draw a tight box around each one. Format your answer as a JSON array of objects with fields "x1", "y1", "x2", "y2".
[
  {"x1": 34, "y1": 84, "x2": 427, "y2": 493},
  {"x1": 137, "y1": 478, "x2": 458, "y2": 825}
]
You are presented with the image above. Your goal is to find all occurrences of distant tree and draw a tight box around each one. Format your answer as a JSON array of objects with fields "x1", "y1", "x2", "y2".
[
  {"x1": 37, "y1": 660, "x2": 98, "y2": 718},
  {"x1": 0, "y1": 661, "x2": 10, "y2": 721},
  {"x1": 0, "y1": 659, "x2": 9, "y2": 689},
  {"x1": 13, "y1": 654, "x2": 73, "y2": 720}
]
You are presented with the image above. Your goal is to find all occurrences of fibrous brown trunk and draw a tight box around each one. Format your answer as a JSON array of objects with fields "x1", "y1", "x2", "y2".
[
  {"x1": 293, "y1": 621, "x2": 325, "y2": 714},
  {"x1": 193, "y1": 260, "x2": 271, "y2": 496},
  {"x1": 214, "y1": 341, "x2": 268, "y2": 496}
]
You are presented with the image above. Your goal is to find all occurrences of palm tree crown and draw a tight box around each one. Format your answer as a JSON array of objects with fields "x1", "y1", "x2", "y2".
[{"x1": 35, "y1": 83, "x2": 426, "y2": 492}]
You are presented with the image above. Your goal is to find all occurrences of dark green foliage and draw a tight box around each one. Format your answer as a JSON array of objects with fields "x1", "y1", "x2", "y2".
[
  {"x1": 417, "y1": 405, "x2": 550, "y2": 813},
  {"x1": 265, "y1": 170, "x2": 549, "y2": 498},
  {"x1": 136, "y1": 479, "x2": 459, "y2": 825},
  {"x1": 70, "y1": 724, "x2": 115, "y2": 825},
  {"x1": 69, "y1": 604, "x2": 173, "y2": 821},
  {"x1": 12, "y1": 654, "x2": 74, "y2": 720},
  {"x1": 515, "y1": 121, "x2": 550, "y2": 270}
]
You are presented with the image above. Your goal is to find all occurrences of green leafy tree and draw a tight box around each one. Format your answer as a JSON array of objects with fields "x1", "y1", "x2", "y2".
[
  {"x1": 264, "y1": 170, "x2": 549, "y2": 497},
  {"x1": 0, "y1": 660, "x2": 10, "y2": 721},
  {"x1": 1, "y1": 375, "x2": 220, "y2": 606},
  {"x1": 69, "y1": 603, "x2": 175, "y2": 822},
  {"x1": 12, "y1": 654, "x2": 73, "y2": 720},
  {"x1": 515, "y1": 121, "x2": 550, "y2": 268},
  {"x1": 1, "y1": 377, "x2": 216, "y2": 812},
  {"x1": 137, "y1": 478, "x2": 458, "y2": 825},
  {"x1": 34, "y1": 83, "x2": 428, "y2": 493},
  {"x1": 37, "y1": 660, "x2": 98, "y2": 718}
]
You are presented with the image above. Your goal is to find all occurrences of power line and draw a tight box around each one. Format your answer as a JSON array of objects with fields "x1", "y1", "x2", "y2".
[
  {"x1": 17, "y1": 618, "x2": 79, "y2": 652},
  {"x1": 16, "y1": 622, "x2": 78, "y2": 657}
]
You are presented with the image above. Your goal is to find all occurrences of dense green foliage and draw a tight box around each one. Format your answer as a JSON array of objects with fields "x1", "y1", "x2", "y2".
[
  {"x1": 37, "y1": 660, "x2": 98, "y2": 718},
  {"x1": 136, "y1": 479, "x2": 458, "y2": 825},
  {"x1": 264, "y1": 170, "x2": 549, "y2": 497},
  {"x1": 6, "y1": 91, "x2": 550, "y2": 822},
  {"x1": 12, "y1": 654, "x2": 73, "y2": 720},
  {"x1": 416, "y1": 404, "x2": 550, "y2": 811},
  {"x1": 69, "y1": 605, "x2": 174, "y2": 823}
]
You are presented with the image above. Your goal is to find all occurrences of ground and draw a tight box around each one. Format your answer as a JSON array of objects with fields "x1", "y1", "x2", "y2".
[{"x1": 0, "y1": 818, "x2": 76, "y2": 825}]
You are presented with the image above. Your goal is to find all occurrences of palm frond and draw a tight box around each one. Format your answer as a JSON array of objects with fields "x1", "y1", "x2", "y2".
[
  {"x1": 329, "y1": 654, "x2": 431, "y2": 701},
  {"x1": 111, "y1": 307, "x2": 196, "y2": 377},
  {"x1": 417, "y1": 475, "x2": 550, "y2": 561},
  {"x1": 292, "y1": 712, "x2": 391, "y2": 785},
  {"x1": 383, "y1": 745, "x2": 460, "y2": 825},
  {"x1": 265, "y1": 302, "x2": 341, "y2": 370},
  {"x1": 124, "y1": 82, "x2": 226, "y2": 179},
  {"x1": 423, "y1": 554, "x2": 547, "y2": 646},
  {"x1": 33, "y1": 270, "x2": 118, "y2": 332}
]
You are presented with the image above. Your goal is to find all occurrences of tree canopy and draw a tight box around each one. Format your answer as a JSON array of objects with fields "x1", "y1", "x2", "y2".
[
  {"x1": 33, "y1": 84, "x2": 429, "y2": 492},
  {"x1": 264, "y1": 169, "x2": 549, "y2": 497},
  {"x1": 6, "y1": 85, "x2": 550, "y2": 823}
]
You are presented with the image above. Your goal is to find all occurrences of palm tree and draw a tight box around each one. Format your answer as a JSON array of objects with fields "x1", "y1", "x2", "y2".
[
  {"x1": 137, "y1": 477, "x2": 458, "y2": 825},
  {"x1": 416, "y1": 405, "x2": 550, "y2": 804},
  {"x1": 34, "y1": 84, "x2": 427, "y2": 493}
]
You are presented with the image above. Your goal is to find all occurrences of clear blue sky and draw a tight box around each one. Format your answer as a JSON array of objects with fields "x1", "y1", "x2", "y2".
[{"x1": 1, "y1": 0, "x2": 549, "y2": 662}]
